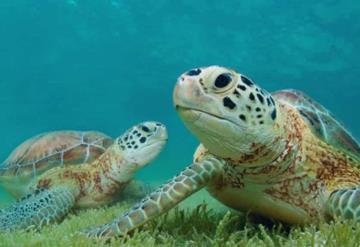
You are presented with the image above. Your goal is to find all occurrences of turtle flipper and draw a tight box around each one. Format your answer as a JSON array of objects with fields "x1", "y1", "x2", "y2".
[
  {"x1": 326, "y1": 188, "x2": 360, "y2": 221},
  {"x1": 82, "y1": 156, "x2": 224, "y2": 238},
  {"x1": 0, "y1": 187, "x2": 75, "y2": 231}
]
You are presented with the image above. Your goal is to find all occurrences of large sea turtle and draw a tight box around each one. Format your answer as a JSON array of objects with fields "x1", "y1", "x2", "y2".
[
  {"x1": 83, "y1": 66, "x2": 360, "y2": 238},
  {"x1": 0, "y1": 121, "x2": 167, "y2": 231}
]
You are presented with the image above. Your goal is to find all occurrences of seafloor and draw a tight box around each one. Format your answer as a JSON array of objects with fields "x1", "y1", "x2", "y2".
[{"x1": 1, "y1": 181, "x2": 360, "y2": 247}]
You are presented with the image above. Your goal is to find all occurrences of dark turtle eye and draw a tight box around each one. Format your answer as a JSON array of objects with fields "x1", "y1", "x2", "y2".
[
  {"x1": 142, "y1": 126, "x2": 150, "y2": 132},
  {"x1": 214, "y1": 73, "x2": 232, "y2": 89}
]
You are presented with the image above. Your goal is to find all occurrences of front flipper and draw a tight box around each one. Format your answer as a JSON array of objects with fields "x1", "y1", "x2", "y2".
[
  {"x1": 0, "y1": 187, "x2": 75, "y2": 231},
  {"x1": 326, "y1": 188, "x2": 360, "y2": 221},
  {"x1": 82, "y1": 156, "x2": 224, "y2": 238}
]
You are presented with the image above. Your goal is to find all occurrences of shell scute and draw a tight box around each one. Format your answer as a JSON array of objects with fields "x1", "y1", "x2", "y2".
[
  {"x1": 0, "y1": 131, "x2": 113, "y2": 180},
  {"x1": 273, "y1": 89, "x2": 360, "y2": 158}
]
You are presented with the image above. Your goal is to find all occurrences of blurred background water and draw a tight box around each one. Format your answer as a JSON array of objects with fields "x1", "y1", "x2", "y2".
[{"x1": 0, "y1": 0, "x2": 359, "y2": 204}]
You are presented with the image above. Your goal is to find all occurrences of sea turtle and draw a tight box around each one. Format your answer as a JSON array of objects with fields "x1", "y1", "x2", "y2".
[
  {"x1": 0, "y1": 121, "x2": 167, "y2": 231},
  {"x1": 0, "y1": 130, "x2": 113, "y2": 198},
  {"x1": 83, "y1": 66, "x2": 360, "y2": 238}
]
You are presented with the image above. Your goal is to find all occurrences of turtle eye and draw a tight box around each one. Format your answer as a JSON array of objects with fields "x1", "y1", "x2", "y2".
[
  {"x1": 213, "y1": 73, "x2": 233, "y2": 92},
  {"x1": 141, "y1": 125, "x2": 150, "y2": 132}
]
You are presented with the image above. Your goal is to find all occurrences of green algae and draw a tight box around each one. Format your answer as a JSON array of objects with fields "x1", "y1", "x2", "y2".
[{"x1": 1, "y1": 189, "x2": 360, "y2": 247}]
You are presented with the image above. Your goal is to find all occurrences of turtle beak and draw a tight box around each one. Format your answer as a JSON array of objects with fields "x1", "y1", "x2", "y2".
[
  {"x1": 152, "y1": 123, "x2": 168, "y2": 143},
  {"x1": 173, "y1": 73, "x2": 212, "y2": 111}
]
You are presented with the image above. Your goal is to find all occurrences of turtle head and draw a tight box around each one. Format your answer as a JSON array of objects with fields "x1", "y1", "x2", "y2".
[
  {"x1": 116, "y1": 122, "x2": 167, "y2": 170},
  {"x1": 174, "y1": 66, "x2": 282, "y2": 164}
]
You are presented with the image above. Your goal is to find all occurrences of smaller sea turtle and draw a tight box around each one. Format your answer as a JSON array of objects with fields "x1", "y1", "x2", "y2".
[
  {"x1": 82, "y1": 66, "x2": 360, "y2": 238},
  {"x1": 0, "y1": 130, "x2": 113, "y2": 198},
  {"x1": 0, "y1": 122, "x2": 167, "y2": 231}
]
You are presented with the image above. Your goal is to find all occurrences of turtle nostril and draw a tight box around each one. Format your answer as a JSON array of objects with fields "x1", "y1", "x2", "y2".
[{"x1": 186, "y1": 68, "x2": 202, "y2": 76}]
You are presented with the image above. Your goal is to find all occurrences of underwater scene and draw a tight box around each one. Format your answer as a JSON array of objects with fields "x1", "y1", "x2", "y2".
[{"x1": 0, "y1": 0, "x2": 360, "y2": 246}]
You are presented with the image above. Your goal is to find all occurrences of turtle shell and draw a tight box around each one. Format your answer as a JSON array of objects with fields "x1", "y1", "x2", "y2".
[
  {"x1": 273, "y1": 89, "x2": 360, "y2": 158},
  {"x1": 0, "y1": 131, "x2": 113, "y2": 179}
]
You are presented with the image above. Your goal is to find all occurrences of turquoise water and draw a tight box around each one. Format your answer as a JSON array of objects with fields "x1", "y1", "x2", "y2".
[{"x1": 0, "y1": 1, "x2": 359, "y2": 203}]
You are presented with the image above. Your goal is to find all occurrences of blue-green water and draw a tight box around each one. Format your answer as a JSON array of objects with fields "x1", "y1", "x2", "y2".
[{"x1": 0, "y1": 1, "x2": 359, "y2": 203}]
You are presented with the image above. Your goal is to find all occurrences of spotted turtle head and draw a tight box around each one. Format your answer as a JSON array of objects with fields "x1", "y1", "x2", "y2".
[
  {"x1": 174, "y1": 66, "x2": 280, "y2": 162},
  {"x1": 116, "y1": 122, "x2": 167, "y2": 169}
]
